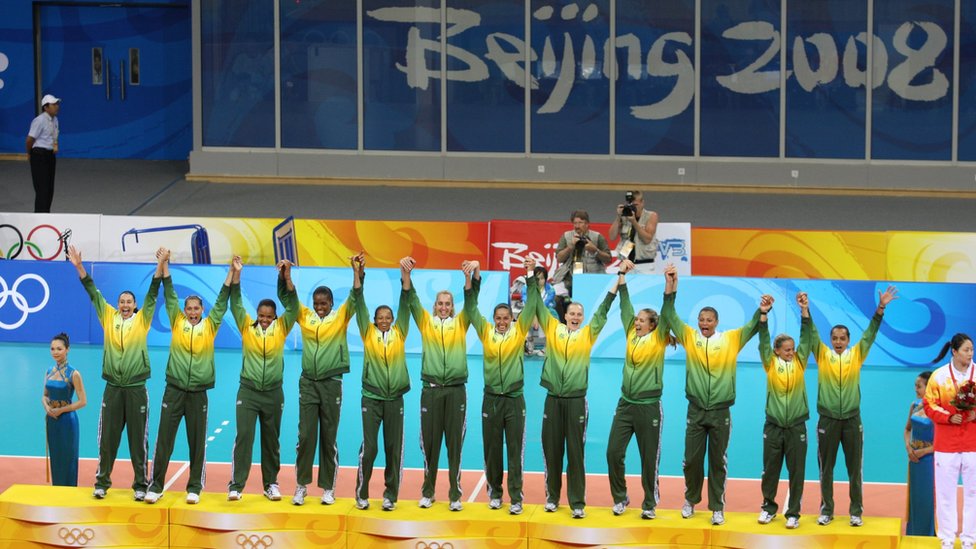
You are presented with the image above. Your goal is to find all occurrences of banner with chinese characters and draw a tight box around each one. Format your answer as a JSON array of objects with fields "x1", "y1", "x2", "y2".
[{"x1": 488, "y1": 220, "x2": 692, "y2": 278}]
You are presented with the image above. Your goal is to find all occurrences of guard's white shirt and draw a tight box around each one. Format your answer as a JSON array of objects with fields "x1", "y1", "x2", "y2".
[{"x1": 28, "y1": 112, "x2": 59, "y2": 150}]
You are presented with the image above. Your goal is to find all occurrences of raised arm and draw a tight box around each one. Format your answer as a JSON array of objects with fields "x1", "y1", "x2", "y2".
[
  {"x1": 617, "y1": 260, "x2": 634, "y2": 328},
  {"x1": 735, "y1": 294, "x2": 771, "y2": 350},
  {"x1": 229, "y1": 257, "x2": 249, "y2": 331},
  {"x1": 660, "y1": 265, "x2": 685, "y2": 340},
  {"x1": 352, "y1": 255, "x2": 370, "y2": 336},
  {"x1": 858, "y1": 285, "x2": 897, "y2": 357},
  {"x1": 795, "y1": 292, "x2": 813, "y2": 365},
  {"x1": 758, "y1": 318, "x2": 772, "y2": 370},
  {"x1": 401, "y1": 256, "x2": 426, "y2": 325},
  {"x1": 67, "y1": 245, "x2": 88, "y2": 279},
  {"x1": 138, "y1": 255, "x2": 164, "y2": 325},
  {"x1": 517, "y1": 258, "x2": 540, "y2": 333},
  {"x1": 276, "y1": 260, "x2": 300, "y2": 330},
  {"x1": 462, "y1": 260, "x2": 487, "y2": 334},
  {"x1": 207, "y1": 259, "x2": 236, "y2": 328},
  {"x1": 160, "y1": 248, "x2": 181, "y2": 326},
  {"x1": 588, "y1": 275, "x2": 619, "y2": 338}
]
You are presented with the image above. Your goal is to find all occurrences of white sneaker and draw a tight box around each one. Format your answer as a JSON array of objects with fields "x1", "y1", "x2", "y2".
[
  {"x1": 92, "y1": 488, "x2": 106, "y2": 499},
  {"x1": 292, "y1": 485, "x2": 307, "y2": 506},
  {"x1": 758, "y1": 510, "x2": 775, "y2": 524},
  {"x1": 133, "y1": 490, "x2": 146, "y2": 502},
  {"x1": 382, "y1": 498, "x2": 395, "y2": 511},
  {"x1": 681, "y1": 500, "x2": 694, "y2": 518},
  {"x1": 321, "y1": 489, "x2": 335, "y2": 505},
  {"x1": 264, "y1": 484, "x2": 281, "y2": 501},
  {"x1": 356, "y1": 498, "x2": 369, "y2": 510},
  {"x1": 143, "y1": 491, "x2": 161, "y2": 504},
  {"x1": 489, "y1": 498, "x2": 502, "y2": 510},
  {"x1": 418, "y1": 497, "x2": 434, "y2": 508},
  {"x1": 849, "y1": 515, "x2": 863, "y2": 527},
  {"x1": 612, "y1": 501, "x2": 627, "y2": 516},
  {"x1": 509, "y1": 502, "x2": 523, "y2": 515},
  {"x1": 817, "y1": 514, "x2": 833, "y2": 525},
  {"x1": 227, "y1": 490, "x2": 242, "y2": 501},
  {"x1": 185, "y1": 493, "x2": 200, "y2": 505},
  {"x1": 571, "y1": 508, "x2": 586, "y2": 519},
  {"x1": 785, "y1": 517, "x2": 799, "y2": 529},
  {"x1": 449, "y1": 500, "x2": 463, "y2": 512},
  {"x1": 544, "y1": 502, "x2": 558, "y2": 512},
  {"x1": 641, "y1": 509, "x2": 656, "y2": 520},
  {"x1": 711, "y1": 510, "x2": 725, "y2": 525}
]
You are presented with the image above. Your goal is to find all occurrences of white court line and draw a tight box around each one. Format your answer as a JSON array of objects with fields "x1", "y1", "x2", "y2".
[
  {"x1": 468, "y1": 473, "x2": 487, "y2": 503},
  {"x1": 162, "y1": 418, "x2": 230, "y2": 492}
]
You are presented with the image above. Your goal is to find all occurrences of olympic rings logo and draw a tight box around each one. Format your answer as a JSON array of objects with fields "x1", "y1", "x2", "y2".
[
  {"x1": 236, "y1": 533, "x2": 274, "y2": 549},
  {"x1": 0, "y1": 223, "x2": 71, "y2": 260},
  {"x1": 416, "y1": 542, "x2": 454, "y2": 549},
  {"x1": 0, "y1": 273, "x2": 50, "y2": 330},
  {"x1": 57, "y1": 527, "x2": 95, "y2": 545}
]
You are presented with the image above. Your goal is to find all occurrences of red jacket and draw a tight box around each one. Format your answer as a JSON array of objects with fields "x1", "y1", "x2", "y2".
[{"x1": 924, "y1": 363, "x2": 976, "y2": 453}]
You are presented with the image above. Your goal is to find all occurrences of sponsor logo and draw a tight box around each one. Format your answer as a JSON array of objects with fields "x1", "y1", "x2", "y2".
[
  {"x1": 58, "y1": 527, "x2": 95, "y2": 545},
  {"x1": 236, "y1": 533, "x2": 273, "y2": 549},
  {"x1": 0, "y1": 273, "x2": 50, "y2": 329}
]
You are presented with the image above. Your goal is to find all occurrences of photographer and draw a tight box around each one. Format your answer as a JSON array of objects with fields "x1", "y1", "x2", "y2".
[
  {"x1": 552, "y1": 210, "x2": 611, "y2": 320},
  {"x1": 609, "y1": 190, "x2": 659, "y2": 274}
]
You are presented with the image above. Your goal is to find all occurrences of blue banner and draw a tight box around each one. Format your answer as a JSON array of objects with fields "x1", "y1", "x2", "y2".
[
  {"x1": 0, "y1": 261, "x2": 91, "y2": 343},
  {"x1": 571, "y1": 273, "x2": 970, "y2": 367},
  {"x1": 957, "y1": 0, "x2": 976, "y2": 160}
]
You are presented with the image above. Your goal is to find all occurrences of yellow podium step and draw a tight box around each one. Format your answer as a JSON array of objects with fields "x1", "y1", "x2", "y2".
[
  {"x1": 346, "y1": 500, "x2": 533, "y2": 548},
  {"x1": 527, "y1": 507, "x2": 902, "y2": 549},
  {"x1": 168, "y1": 493, "x2": 352, "y2": 549},
  {"x1": 0, "y1": 484, "x2": 168, "y2": 548}
]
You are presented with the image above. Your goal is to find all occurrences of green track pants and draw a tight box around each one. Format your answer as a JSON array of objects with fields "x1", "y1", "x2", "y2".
[
  {"x1": 295, "y1": 376, "x2": 342, "y2": 490},
  {"x1": 481, "y1": 393, "x2": 526, "y2": 505},
  {"x1": 420, "y1": 385, "x2": 467, "y2": 502},
  {"x1": 683, "y1": 403, "x2": 731, "y2": 512},
  {"x1": 817, "y1": 414, "x2": 864, "y2": 517},
  {"x1": 229, "y1": 384, "x2": 284, "y2": 492},
  {"x1": 760, "y1": 420, "x2": 807, "y2": 518},
  {"x1": 95, "y1": 384, "x2": 149, "y2": 492},
  {"x1": 541, "y1": 395, "x2": 588, "y2": 510},
  {"x1": 147, "y1": 385, "x2": 208, "y2": 495},
  {"x1": 355, "y1": 396, "x2": 404, "y2": 503},
  {"x1": 607, "y1": 399, "x2": 662, "y2": 510}
]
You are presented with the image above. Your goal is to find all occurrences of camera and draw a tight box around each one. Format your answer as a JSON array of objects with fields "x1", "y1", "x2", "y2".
[
  {"x1": 620, "y1": 191, "x2": 636, "y2": 218},
  {"x1": 574, "y1": 233, "x2": 589, "y2": 250}
]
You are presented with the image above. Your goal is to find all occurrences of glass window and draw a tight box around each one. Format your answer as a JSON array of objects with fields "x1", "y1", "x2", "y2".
[
  {"x1": 530, "y1": 0, "x2": 610, "y2": 154},
  {"x1": 700, "y1": 0, "x2": 781, "y2": 157},
  {"x1": 201, "y1": 0, "x2": 275, "y2": 147},
  {"x1": 615, "y1": 0, "x2": 695, "y2": 155},
  {"x1": 785, "y1": 0, "x2": 866, "y2": 159},
  {"x1": 280, "y1": 0, "x2": 358, "y2": 149},
  {"x1": 960, "y1": 1, "x2": 976, "y2": 160}
]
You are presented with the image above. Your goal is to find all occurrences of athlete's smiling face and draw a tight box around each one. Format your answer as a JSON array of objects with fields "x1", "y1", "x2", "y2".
[
  {"x1": 184, "y1": 297, "x2": 203, "y2": 325},
  {"x1": 256, "y1": 305, "x2": 276, "y2": 330},
  {"x1": 117, "y1": 292, "x2": 136, "y2": 319},
  {"x1": 698, "y1": 310, "x2": 717, "y2": 337}
]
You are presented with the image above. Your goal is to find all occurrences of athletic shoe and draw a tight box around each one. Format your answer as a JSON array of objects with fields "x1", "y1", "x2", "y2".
[
  {"x1": 356, "y1": 498, "x2": 369, "y2": 510},
  {"x1": 711, "y1": 511, "x2": 725, "y2": 525},
  {"x1": 92, "y1": 488, "x2": 106, "y2": 499},
  {"x1": 227, "y1": 490, "x2": 242, "y2": 501},
  {"x1": 849, "y1": 515, "x2": 863, "y2": 527},
  {"x1": 612, "y1": 501, "x2": 627, "y2": 516},
  {"x1": 571, "y1": 508, "x2": 586, "y2": 519},
  {"x1": 143, "y1": 491, "x2": 161, "y2": 504},
  {"x1": 133, "y1": 490, "x2": 146, "y2": 502},
  {"x1": 321, "y1": 489, "x2": 335, "y2": 505},
  {"x1": 418, "y1": 497, "x2": 434, "y2": 508},
  {"x1": 959, "y1": 542, "x2": 973, "y2": 549},
  {"x1": 641, "y1": 509, "x2": 656, "y2": 520},
  {"x1": 449, "y1": 500, "x2": 463, "y2": 512},
  {"x1": 758, "y1": 510, "x2": 775, "y2": 524},
  {"x1": 544, "y1": 502, "x2": 558, "y2": 512},
  {"x1": 382, "y1": 498, "x2": 396, "y2": 511},
  {"x1": 817, "y1": 514, "x2": 833, "y2": 526},
  {"x1": 509, "y1": 502, "x2": 523, "y2": 515},
  {"x1": 681, "y1": 500, "x2": 694, "y2": 519},
  {"x1": 186, "y1": 493, "x2": 200, "y2": 505},
  {"x1": 264, "y1": 484, "x2": 281, "y2": 501},
  {"x1": 292, "y1": 485, "x2": 307, "y2": 506},
  {"x1": 489, "y1": 498, "x2": 502, "y2": 510},
  {"x1": 785, "y1": 517, "x2": 799, "y2": 529}
]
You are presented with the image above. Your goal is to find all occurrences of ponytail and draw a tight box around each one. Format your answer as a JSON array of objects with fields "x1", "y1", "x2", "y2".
[{"x1": 932, "y1": 333, "x2": 972, "y2": 364}]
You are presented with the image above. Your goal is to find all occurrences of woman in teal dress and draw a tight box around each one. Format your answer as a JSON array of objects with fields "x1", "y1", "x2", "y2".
[
  {"x1": 904, "y1": 370, "x2": 935, "y2": 536},
  {"x1": 42, "y1": 333, "x2": 87, "y2": 486}
]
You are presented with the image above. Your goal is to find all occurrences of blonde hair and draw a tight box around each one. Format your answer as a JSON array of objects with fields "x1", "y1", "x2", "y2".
[
  {"x1": 432, "y1": 290, "x2": 455, "y2": 317},
  {"x1": 773, "y1": 334, "x2": 794, "y2": 350}
]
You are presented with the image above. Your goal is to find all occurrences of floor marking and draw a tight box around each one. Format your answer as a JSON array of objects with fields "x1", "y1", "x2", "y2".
[{"x1": 468, "y1": 473, "x2": 487, "y2": 503}]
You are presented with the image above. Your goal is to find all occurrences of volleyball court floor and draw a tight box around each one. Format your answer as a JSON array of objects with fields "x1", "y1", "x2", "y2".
[{"x1": 4, "y1": 342, "x2": 925, "y2": 523}]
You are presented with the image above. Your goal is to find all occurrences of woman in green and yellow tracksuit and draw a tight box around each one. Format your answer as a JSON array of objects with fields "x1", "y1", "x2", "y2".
[
  {"x1": 662, "y1": 269, "x2": 769, "y2": 525},
  {"x1": 353, "y1": 255, "x2": 412, "y2": 511},
  {"x1": 607, "y1": 262, "x2": 675, "y2": 520},
  {"x1": 464, "y1": 258, "x2": 540, "y2": 515},
  {"x1": 144, "y1": 251, "x2": 235, "y2": 504},
  {"x1": 67, "y1": 245, "x2": 162, "y2": 501},
  {"x1": 534, "y1": 266, "x2": 618, "y2": 519},
  {"x1": 756, "y1": 291, "x2": 814, "y2": 529},
  {"x1": 403, "y1": 256, "x2": 472, "y2": 510},
  {"x1": 227, "y1": 259, "x2": 299, "y2": 501},
  {"x1": 281, "y1": 265, "x2": 357, "y2": 506},
  {"x1": 810, "y1": 285, "x2": 897, "y2": 527}
]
